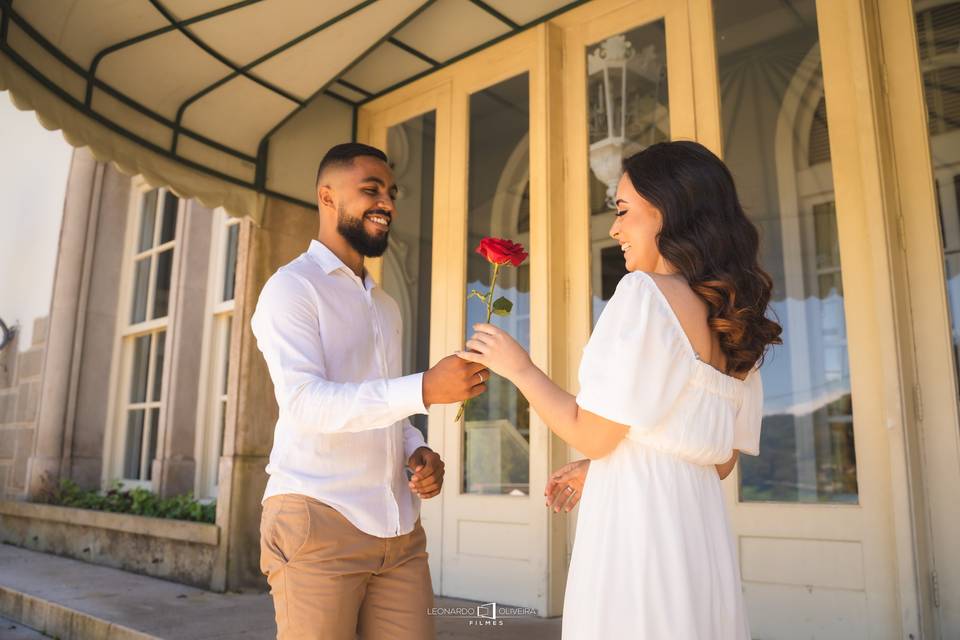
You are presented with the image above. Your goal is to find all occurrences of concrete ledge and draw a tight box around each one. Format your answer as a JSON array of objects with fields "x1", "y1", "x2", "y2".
[
  {"x1": 0, "y1": 585, "x2": 157, "y2": 640},
  {"x1": 0, "y1": 501, "x2": 218, "y2": 546},
  {"x1": 0, "y1": 501, "x2": 220, "y2": 589}
]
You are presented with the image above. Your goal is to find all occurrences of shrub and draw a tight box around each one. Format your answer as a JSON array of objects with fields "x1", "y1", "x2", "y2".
[{"x1": 36, "y1": 479, "x2": 216, "y2": 524}]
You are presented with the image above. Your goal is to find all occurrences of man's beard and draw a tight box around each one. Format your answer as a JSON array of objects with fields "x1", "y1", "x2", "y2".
[{"x1": 337, "y1": 205, "x2": 389, "y2": 257}]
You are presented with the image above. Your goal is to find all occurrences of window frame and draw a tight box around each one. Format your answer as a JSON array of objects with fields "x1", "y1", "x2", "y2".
[
  {"x1": 194, "y1": 208, "x2": 241, "y2": 500},
  {"x1": 103, "y1": 180, "x2": 182, "y2": 490}
]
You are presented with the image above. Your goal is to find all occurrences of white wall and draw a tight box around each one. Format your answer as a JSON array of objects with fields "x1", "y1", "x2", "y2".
[{"x1": 0, "y1": 92, "x2": 73, "y2": 350}]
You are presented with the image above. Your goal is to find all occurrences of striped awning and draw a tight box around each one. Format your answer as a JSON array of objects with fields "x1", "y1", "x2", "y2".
[{"x1": 0, "y1": 0, "x2": 583, "y2": 221}]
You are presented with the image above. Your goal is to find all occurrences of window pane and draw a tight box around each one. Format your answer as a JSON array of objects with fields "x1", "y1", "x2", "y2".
[
  {"x1": 714, "y1": 0, "x2": 859, "y2": 503},
  {"x1": 586, "y1": 22, "x2": 669, "y2": 325},
  {"x1": 382, "y1": 111, "x2": 436, "y2": 437},
  {"x1": 145, "y1": 408, "x2": 159, "y2": 481},
  {"x1": 152, "y1": 249, "x2": 173, "y2": 319},
  {"x1": 129, "y1": 334, "x2": 151, "y2": 403},
  {"x1": 222, "y1": 222, "x2": 239, "y2": 302},
  {"x1": 221, "y1": 319, "x2": 232, "y2": 396},
  {"x1": 152, "y1": 330, "x2": 165, "y2": 402},
  {"x1": 914, "y1": 1, "x2": 960, "y2": 419},
  {"x1": 123, "y1": 409, "x2": 145, "y2": 479},
  {"x1": 462, "y1": 75, "x2": 530, "y2": 496},
  {"x1": 217, "y1": 400, "x2": 226, "y2": 470},
  {"x1": 138, "y1": 191, "x2": 157, "y2": 252},
  {"x1": 130, "y1": 257, "x2": 150, "y2": 324},
  {"x1": 159, "y1": 192, "x2": 178, "y2": 244}
]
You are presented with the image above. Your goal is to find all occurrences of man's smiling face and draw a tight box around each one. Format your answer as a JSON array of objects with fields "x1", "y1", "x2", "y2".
[{"x1": 327, "y1": 155, "x2": 398, "y2": 258}]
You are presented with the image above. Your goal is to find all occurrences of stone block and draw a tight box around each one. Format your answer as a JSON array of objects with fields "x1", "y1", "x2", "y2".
[
  {"x1": 0, "y1": 428, "x2": 17, "y2": 458},
  {"x1": 17, "y1": 348, "x2": 43, "y2": 380},
  {"x1": 15, "y1": 381, "x2": 39, "y2": 424},
  {"x1": 0, "y1": 392, "x2": 15, "y2": 424},
  {"x1": 0, "y1": 464, "x2": 7, "y2": 498},
  {"x1": 11, "y1": 450, "x2": 27, "y2": 490},
  {"x1": 0, "y1": 339, "x2": 17, "y2": 389},
  {"x1": 32, "y1": 316, "x2": 48, "y2": 346},
  {"x1": 14, "y1": 428, "x2": 34, "y2": 460}
]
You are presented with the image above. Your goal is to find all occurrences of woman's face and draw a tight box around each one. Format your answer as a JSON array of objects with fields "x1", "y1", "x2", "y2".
[{"x1": 609, "y1": 173, "x2": 663, "y2": 273}]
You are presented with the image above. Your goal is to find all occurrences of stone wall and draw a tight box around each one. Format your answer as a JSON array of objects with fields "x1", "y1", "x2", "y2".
[{"x1": 0, "y1": 317, "x2": 47, "y2": 499}]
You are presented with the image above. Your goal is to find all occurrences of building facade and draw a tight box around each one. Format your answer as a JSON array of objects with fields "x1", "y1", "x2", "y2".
[{"x1": 1, "y1": 1, "x2": 958, "y2": 638}]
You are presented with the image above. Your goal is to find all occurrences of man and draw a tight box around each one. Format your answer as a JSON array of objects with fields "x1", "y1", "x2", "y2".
[{"x1": 253, "y1": 143, "x2": 489, "y2": 639}]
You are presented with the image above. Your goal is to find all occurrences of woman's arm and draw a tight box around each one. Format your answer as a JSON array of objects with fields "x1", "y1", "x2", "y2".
[
  {"x1": 511, "y1": 366, "x2": 628, "y2": 459},
  {"x1": 459, "y1": 324, "x2": 628, "y2": 459},
  {"x1": 716, "y1": 450, "x2": 739, "y2": 480}
]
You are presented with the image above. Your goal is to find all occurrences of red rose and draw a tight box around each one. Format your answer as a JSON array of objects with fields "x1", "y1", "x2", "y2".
[{"x1": 475, "y1": 237, "x2": 528, "y2": 267}]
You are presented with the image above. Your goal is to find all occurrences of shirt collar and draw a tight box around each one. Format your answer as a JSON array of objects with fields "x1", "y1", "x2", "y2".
[{"x1": 307, "y1": 240, "x2": 376, "y2": 290}]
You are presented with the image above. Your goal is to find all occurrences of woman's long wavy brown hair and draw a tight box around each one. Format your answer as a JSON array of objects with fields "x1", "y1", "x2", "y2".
[{"x1": 622, "y1": 141, "x2": 782, "y2": 375}]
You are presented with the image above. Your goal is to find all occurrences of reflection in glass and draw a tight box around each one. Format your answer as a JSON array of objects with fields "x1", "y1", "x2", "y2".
[
  {"x1": 130, "y1": 258, "x2": 150, "y2": 324},
  {"x1": 221, "y1": 320, "x2": 232, "y2": 396},
  {"x1": 217, "y1": 405, "x2": 226, "y2": 478},
  {"x1": 215, "y1": 318, "x2": 233, "y2": 488},
  {"x1": 152, "y1": 331, "x2": 165, "y2": 402},
  {"x1": 129, "y1": 334, "x2": 150, "y2": 403},
  {"x1": 159, "y1": 193, "x2": 178, "y2": 244},
  {"x1": 586, "y1": 22, "x2": 669, "y2": 325},
  {"x1": 462, "y1": 74, "x2": 530, "y2": 496},
  {"x1": 138, "y1": 190, "x2": 157, "y2": 252},
  {"x1": 145, "y1": 408, "x2": 159, "y2": 481},
  {"x1": 124, "y1": 409, "x2": 145, "y2": 480},
  {"x1": 714, "y1": 0, "x2": 858, "y2": 503},
  {"x1": 381, "y1": 111, "x2": 436, "y2": 437},
  {"x1": 223, "y1": 223, "x2": 239, "y2": 303},
  {"x1": 914, "y1": 1, "x2": 960, "y2": 404},
  {"x1": 153, "y1": 249, "x2": 173, "y2": 319}
]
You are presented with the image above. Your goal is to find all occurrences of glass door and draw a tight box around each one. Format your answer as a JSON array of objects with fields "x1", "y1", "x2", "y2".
[
  {"x1": 713, "y1": 0, "x2": 904, "y2": 636},
  {"x1": 910, "y1": 4, "x2": 960, "y2": 633},
  {"x1": 561, "y1": 0, "x2": 905, "y2": 636},
  {"x1": 880, "y1": 0, "x2": 960, "y2": 635},
  {"x1": 557, "y1": 0, "x2": 700, "y2": 610},
  {"x1": 359, "y1": 81, "x2": 451, "y2": 591},
  {"x1": 439, "y1": 33, "x2": 541, "y2": 612},
  {"x1": 362, "y1": 25, "x2": 561, "y2": 611}
]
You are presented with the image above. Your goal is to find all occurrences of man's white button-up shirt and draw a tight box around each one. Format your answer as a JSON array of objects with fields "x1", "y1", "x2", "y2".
[{"x1": 252, "y1": 240, "x2": 427, "y2": 538}]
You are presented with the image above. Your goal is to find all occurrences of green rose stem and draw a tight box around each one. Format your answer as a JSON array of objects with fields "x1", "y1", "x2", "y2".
[{"x1": 455, "y1": 262, "x2": 503, "y2": 423}]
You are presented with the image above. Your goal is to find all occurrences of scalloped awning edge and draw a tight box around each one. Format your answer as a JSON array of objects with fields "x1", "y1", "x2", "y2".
[{"x1": 0, "y1": 52, "x2": 265, "y2": 224}]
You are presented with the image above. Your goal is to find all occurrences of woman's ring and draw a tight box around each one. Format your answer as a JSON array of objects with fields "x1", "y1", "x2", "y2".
[
  {"x1": 476, "y1": 371, "x2": 485, "y2": 384},
  {"x1": 565, "y1": 486, "x2": 575, "y2": 494}
]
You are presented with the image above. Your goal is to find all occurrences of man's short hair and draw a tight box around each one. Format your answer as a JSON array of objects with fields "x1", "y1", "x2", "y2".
[{"x1": 316, "y1": 143, "x2": 389, "y2": 185}]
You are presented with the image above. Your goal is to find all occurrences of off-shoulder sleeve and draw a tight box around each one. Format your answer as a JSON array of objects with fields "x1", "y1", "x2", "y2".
[
  {"x1": 732, "y1": 368, "x2": 764, "y2": 456},
  {"x1": 576, "y1": 272, "x2": 693, "y2": 431}
]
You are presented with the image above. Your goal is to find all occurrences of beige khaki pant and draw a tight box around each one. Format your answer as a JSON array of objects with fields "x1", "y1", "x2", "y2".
[{"x1": 260, "y1": 494, "x2": 435, "y2": 640}]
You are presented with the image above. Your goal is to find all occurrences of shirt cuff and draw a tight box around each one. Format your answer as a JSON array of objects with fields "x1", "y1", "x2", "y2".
[
  {"x1": 403, "y1": 423, "x2": 428, "y2": 459},
  {"x1": 388, "y1": 372, "x2": 428, "y2": 418}
]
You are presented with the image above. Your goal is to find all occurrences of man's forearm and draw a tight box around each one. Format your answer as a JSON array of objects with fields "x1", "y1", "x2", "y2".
[{"x1": 281, "y1": 372, "x2": 426, "y2": 434}]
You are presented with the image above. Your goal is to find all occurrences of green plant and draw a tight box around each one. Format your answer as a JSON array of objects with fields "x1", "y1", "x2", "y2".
[{"x1": 36, "y1": 479, "x2": 215, "y2": 524}]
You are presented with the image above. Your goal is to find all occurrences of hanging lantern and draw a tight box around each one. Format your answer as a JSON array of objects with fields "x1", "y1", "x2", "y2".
[
  {"x1": 587, "y1": 34, "x2": 666, "y2": 208},
  {"x1": 588, "y1": 35, "x2": 635, "y2": 207}
]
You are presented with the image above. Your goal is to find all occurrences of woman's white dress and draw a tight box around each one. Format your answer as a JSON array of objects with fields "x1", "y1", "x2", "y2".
[{"x1": 563, "y1": 271, "x2": 763, "y2": 639}]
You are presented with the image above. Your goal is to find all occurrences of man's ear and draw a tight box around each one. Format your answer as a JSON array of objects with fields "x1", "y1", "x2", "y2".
[{"x1": 317, "y1": 184, "x2": 336, "y2": 211}]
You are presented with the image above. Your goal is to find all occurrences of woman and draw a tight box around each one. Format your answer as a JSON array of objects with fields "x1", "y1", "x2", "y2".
[{"x1": 457, "y1": 141, "x2": 782, "y2": 638}]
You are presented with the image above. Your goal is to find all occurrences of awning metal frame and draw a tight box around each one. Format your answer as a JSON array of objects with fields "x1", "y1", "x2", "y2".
[{"x1": 0, "y1": 0, "x2": 589, "y2": 212}]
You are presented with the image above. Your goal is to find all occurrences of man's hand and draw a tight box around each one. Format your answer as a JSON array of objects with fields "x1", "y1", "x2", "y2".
[
  {"x1": 545, "y1": 459, "x2": 589, "y2": 513},
  {"x1": 408, "y1": 447, "x2": 444, "y2": 499},
  {"x1": 422, "y1": 354, "x2": 489, "y2": 407}
]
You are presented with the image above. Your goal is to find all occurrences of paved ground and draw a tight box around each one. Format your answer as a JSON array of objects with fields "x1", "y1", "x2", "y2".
[
  {"x1": 0, "y1": 544, "x2": 561, "y2": 639},
  {"x1": 0, "y1": 615, "x2": 51, "y2": 639}
]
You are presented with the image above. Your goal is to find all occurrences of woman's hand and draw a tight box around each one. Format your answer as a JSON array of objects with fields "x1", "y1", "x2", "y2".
[
  {"x1": 456, "y1": 323, "x2": 534, "y2": 381},
  {"x1": 545, "y1": 459, "x2": 590, "y2": 512}
]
